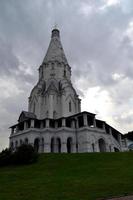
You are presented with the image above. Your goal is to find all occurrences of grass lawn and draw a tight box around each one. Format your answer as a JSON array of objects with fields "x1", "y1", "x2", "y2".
[{"x1": 0, "y1": 152, "x2": 133, "y2": 200}]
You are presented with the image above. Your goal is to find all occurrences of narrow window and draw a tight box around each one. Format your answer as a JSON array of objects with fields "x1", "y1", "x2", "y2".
[
  {"x1": 92, "y1": 143, "x2": 95, "y2": 152},
  {"x1": 33, "y1": 102, "x2": 36, "y2": 113},
  {"x1": 64, "y1": 70, "x2": 66, "y2": 77},
  {"x1": 69, "y1": 101, "x2": 72, "y2": 112}
]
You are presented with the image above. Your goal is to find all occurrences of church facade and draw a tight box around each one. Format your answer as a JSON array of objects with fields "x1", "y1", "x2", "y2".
[{"x1": 9, "y1": 28, "x2": 122, "y2": 153}]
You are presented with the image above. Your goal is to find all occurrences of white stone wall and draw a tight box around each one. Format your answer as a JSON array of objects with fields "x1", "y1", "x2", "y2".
[
  {"x1": 28, "y1": 77, "x2": 81, "y2": 119},
  {"x1": 10, "y1": 126, "x2": 121, "y2": 153}
]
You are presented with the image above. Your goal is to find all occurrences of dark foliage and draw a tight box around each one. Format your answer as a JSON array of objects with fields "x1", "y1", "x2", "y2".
[
  {"x1": 0, "y1": 148, "x2": 13, "y2": 166},
  {"x1": 0, "y1": 144, "x2": 38, "y2": 167},
  {"x1": 13, "y1": 144, "x2": 38, "y2": 165},
  {"x1": 123, "y1": 131, "x2": 133, "y2": 140}
]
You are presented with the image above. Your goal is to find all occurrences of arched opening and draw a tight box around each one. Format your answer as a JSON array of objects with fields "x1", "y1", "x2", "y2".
[
  {"x1": 34, "y1": 138, "x2": 40, "y2": 152},
  {"x1": 109, "y1": 145, "x2": 112, "y2": 152},
  {"x1": 69, "y1": 101, "x2": 72, "y2": 112},
  {"x1": 51, "y1": 137, "x2": 54, "y2": 153},
  {"x1": 41, "y1": 138, "x2": 44, "y2": 153},
  {"x1": 98, "y1": 138, "x2": 106, "y2": 152},
  {"x1": 10, "y1": 142, "x2": 14, "y2": 150},
  {"x1": 33, "y1": 102, "x2": 36, "y2": 113},
  {"x1": 114, "y1": 147, "x2": 119, "y2": 152},
  {"x1": 15, "y1": 141, "x2": 18, "y2": 148},
  {"x1": 20, "y1": 139, "x2": 23, "y2": 146},
  {"x1": 25, "y1": 138, "x2": 28, "y2": 145},
  {"x1": 92, "y1": 143, "x2": 95, "y2": 152},
  {"x1": 67, "y1": 137, "x2": 73, "y2": 153},
  {"x1": 56, "y1": 138, "x2": 61, "y2": 153}
]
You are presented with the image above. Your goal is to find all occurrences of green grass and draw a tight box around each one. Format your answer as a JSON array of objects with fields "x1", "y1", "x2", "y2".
[{"x1": 0, "y1": 152, "x2": 133, "y2": 200}]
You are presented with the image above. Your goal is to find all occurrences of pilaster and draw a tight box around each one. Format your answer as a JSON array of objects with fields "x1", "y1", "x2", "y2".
[
  {"x1": 44, "y1": 143, "x2": 51, "y2": 153},
  {"x1": 83, "y1": 113, "x2": 88, "y2": 126},
  {"x1": 46, "y1": 119, "x2": 50, "y2": 128},
  {"x1": 40, "y1": 121, "x2": 44, "y2": 129},
  {"x1": 61, "y1": 142, "x2": 67, "y2": 153},
  {"x1": 93, "y1": 118, "x2": 96, "y2": 127},
  {"x1": 30, "y1": 120, "x2": 35, "y2": 128},
  {"x1": 72, "y1": 120, "x2": 75, "y2": 128},
  {"x1": 24, "y1": 121, "x2": 27, "y2": 130},
  {"x1": 62, "y1": 118, "x2": 66, "y2": 127}
]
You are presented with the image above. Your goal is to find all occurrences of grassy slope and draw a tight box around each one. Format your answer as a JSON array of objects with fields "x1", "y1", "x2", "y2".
[{"x1": 0, "y1": 152, "x2": 133, "y2": 200}]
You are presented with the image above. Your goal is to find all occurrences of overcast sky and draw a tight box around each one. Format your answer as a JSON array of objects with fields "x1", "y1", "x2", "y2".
[{"x1": 0, "y1": 0, "x2": 133, "y2": 150}]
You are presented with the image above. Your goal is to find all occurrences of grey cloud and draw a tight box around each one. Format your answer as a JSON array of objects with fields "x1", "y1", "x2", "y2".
[
  {"x1": 0, "y1": 38, "x2": 19, "y2": 75},
  {"x1": 0, "y1": 38, "x2": 37, "y2": 90}
]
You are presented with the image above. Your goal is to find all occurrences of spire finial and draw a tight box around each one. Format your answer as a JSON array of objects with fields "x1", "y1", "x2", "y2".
[
  {"x1": 54, "y1": 23, "x2": 58, "y2": 30},
  {"x1": 51, "y1": 24, "x2": 60, "y2": 38}
]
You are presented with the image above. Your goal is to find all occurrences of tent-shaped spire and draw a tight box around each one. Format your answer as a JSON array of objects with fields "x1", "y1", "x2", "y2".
[{"x1": 43, "y1": 28, "x2": 68, "y2": 64}]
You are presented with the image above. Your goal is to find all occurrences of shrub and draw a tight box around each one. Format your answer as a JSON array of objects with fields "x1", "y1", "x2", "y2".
[
  {"x1": 13, "y1": 144, "x2": 38, "y2": 165},
  {"x1": 0, "y1": 144, "x2": 38, "y2": 167},
  {"x1": 0, "y1": 148, "x2": 13, "y2": 166}
]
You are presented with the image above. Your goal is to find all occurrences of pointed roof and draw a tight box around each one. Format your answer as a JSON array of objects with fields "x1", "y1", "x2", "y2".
[
  {"x1": 18, "y1": 111, "x2": 36, "y2": 122},
  {"x1": 43, "y1": 28, "x2": 68, "y2": 64}
]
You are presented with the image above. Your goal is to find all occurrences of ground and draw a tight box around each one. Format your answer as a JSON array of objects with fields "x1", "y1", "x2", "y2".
[
  {"x1": 0, "y1": 152, "x2": 133, "y2": 200},
  {"x1": 106, "y1": 196, "x2": 133, "y2": 200}
]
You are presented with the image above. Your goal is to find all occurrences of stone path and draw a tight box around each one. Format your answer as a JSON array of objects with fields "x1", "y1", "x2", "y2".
[{"x1": 106, "y1": 195, "x2": 133, "y2": 200}]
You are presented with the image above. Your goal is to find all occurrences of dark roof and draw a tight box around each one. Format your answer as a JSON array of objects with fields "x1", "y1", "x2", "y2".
[
  {"x1": 21, "y1": 111, "x2": 36, "y2": 119},
  {"x1": 122, "y1": 131, "x2": 133, "y2": 140},
  {"x1": 18, "y1": 111, "x2": 37, "y2": 122},
  {"x1": 96, "y1": 119, "x2": 105, "y2": 123}
]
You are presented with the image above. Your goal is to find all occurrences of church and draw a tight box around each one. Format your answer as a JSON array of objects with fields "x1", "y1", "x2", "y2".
[{"x1": 9, "y1": 28, "x2": 122, "y2": 153}]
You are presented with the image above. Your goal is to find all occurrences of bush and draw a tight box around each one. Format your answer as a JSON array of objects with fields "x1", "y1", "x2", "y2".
[
  {"x1": 13, "y1": 144, "x2": 38, "y2": 165},
  {"x1": 0, "y1": 148, "x2": 13, "y2": 166},
  {"x1": 0, "y1": 144, "x2": 38, "y2": 167}
]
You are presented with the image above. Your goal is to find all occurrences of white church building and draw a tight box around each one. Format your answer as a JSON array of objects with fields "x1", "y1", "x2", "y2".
[{"x1": 9, "y1": 28, "x2": 122, "y2": 153}]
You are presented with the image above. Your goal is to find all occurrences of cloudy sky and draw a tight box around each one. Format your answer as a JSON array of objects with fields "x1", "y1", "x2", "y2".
[{"x1": 0, "y1": 0, "x2": 133, "y2": 150}]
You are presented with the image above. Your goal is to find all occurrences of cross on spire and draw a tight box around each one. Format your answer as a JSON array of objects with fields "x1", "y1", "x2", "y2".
[{"x1": 54, "y1": 23, "x2": 58, "y2": 30}]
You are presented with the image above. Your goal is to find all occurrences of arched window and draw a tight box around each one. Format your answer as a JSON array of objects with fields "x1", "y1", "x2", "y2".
[
  {"x1": 41, "y1": 81, "x2": 46, "y2": 94},
  {"x1": 41, "y1": 68, "x2": 43, "y2": 77},
  {"x1": 42, "y1": 138, "x2": 44, "y2": 153},
  {"x1": 20, "y1": 139, "x2": 23, "y2": 146},
  {"x1": 67, "y1": 137, "x2": 73, "y2": 153},
  {"x1": 34, "y1": 138, "x2": 40, "y2": 152},
  {"x1": 109, "y1": 145, "x2": 112, "y2": 152},
  {"x1": 98, "y1": 138, "x2": 106, "y2": 152},
  {"x1": 25, "y1": 138, "x2": 28, "y2": 145},
  {"x1": 15, "y1": 141, "x2": 18, "y2": 148},
  {"x1": 51, "y1": 137, "x2": 54, "y2": 153},
  {"x1": 114, "y1": 147, "x2": 119, "y2": 152},
  {"x1": 92, "y1": 143, "x2": 95, "y2": 152},
  {"x1": 69, "y1": 101, "x2": 72, "y2": 112},
  {"x1": 10, "y1": 142, "x2": 14, "y2": 150},
  {"x1": 33, "y1": 102, "x2": 36, "y2": 113},
  {"x1": 64, "y1": 69, "x2": 66, "y2": 77},
  {"x1": 56, "y1": 138, "x2": 61, "y2": 153}
]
